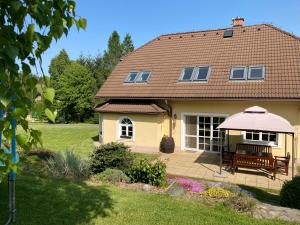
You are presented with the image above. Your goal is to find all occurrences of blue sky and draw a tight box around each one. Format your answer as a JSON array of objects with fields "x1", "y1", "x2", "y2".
[{"x1": 41, "y1": 0, "x2": 300, "y2": 75}]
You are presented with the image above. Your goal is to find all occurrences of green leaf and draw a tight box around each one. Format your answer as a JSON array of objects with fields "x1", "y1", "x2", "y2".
[
  {"x1": 78, "y1": 18, "x2": 87, "y2": 30},
  {"x1": 22, "y1": 62, "x2": 31, "y2": 75},
  {"x1": 10, "y1": 1, "x2": 22, "y2": 11},
  {"x1": 44, "y1": 76, "x2": 51, "y2": 87},
  {"x1": 5, "y1": 45, "x2": 19, "y2": 60},
  {"x1": 13, "y1": 108, "x2": 27, "y2": 118},
  {"x1": 25, "y1": 24, "x2": 35, "y2": 42},
  {"x1": 45, "y1": 108, "x2": 56, "y2": 123},
  {"x1": 16, "y1": 134, "x2": 30, "y2": 151},
  {"x1": 43, "y1": 88, "x2": 55, "y2": 103}
]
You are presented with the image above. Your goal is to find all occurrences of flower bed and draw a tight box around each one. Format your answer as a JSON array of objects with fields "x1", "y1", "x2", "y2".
[{"x1": 176, "y1": 177, "x2": 205, "y2": 193}]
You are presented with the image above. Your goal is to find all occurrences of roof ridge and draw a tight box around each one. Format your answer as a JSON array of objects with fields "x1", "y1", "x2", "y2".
[
  {"x1": 158, "y1": 24, "x2": 267, "y2": 37},
  {"x1": 120, "y1": 24, "x2": 264, "y2": 61},
  {"x1": 120, "y1": 23, "x2": 300, "y2": 62},
  {"x1": 264, "y1": 24, "x2": 300, "y2": 41}
]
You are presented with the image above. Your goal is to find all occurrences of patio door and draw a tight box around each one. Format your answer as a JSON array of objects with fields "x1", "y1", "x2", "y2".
[{"x1": 184, "y1": 114, "x2": 226, "y2": 152}]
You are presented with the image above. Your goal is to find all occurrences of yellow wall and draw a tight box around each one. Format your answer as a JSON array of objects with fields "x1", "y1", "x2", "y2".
[
  {"x1": 170, "y1": 100, "x2": 300, "y2": 158},
  {"x1": 100, "y1": 113, "x2": 169, "y2": 153},
  {"x1": 99, "y1": 100, "x2": 300, "y2": 157}
]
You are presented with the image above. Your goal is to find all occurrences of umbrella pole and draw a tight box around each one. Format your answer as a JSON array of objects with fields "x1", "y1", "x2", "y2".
[
  {"x1": 227, "y1": 130, "x2": 229, "y2": 151},
  {"x1": 219, "y1": 129, "x2": 222, "y2": 174},
  {"x1": 292, "y1": 133, "x2": 295, "y2": 178},
  {"x1": 285, "y1": 133, "x2": 287, "y2": 157}
]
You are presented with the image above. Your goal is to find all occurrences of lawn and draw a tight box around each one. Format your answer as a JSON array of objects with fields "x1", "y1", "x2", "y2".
[
  {"x1": 20, "y1": 123, "x2": 99, "y2": 156},
  {"x1": 0, "y1": 123, "x2": 292, "y2": 225},
  {"x1": 19, "y1": 123, "x2": 158, "y2": 161},
  {"x1": 0, "y1": 172, "x2": 295, "y2": 225}
]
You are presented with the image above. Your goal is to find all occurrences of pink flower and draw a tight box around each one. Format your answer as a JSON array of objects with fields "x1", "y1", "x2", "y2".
[{"x1": 176, "y1": 177, "x2": 205, "y2": 193}]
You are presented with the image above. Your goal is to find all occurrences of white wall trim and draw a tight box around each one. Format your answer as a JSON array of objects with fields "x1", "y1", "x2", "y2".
[
  {"x1": 116, "y1": 116, "x2": 135, "y2": 142},
  {"x1": 241, "y1": 131, "x2": 281, "y2": 149},
  {"x1": 181, "y1": 112, "x2": 229, "y2": 152}
]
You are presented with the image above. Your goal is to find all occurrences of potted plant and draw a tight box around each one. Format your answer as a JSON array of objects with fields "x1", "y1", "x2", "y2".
[{"x1": 160, "y1": 135, "x2": 175, "y2": 153}]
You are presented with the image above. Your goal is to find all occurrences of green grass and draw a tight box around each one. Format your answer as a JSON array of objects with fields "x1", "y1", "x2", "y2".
[
  {"x1": 132, "y1": 152, "x2": 160, "y2": 163},
  {"x1": 20, "y1": 123, "x2": 99, "y2": 156},
  {"x1": 239, "y1": 185, "x2": 280, "y2": 204},
  {"x1": 3, "y1": 123, "x2": 293, "y2": 224},
  {"x1": 0, "y1": 172, "x2": 296, "y2": 225}
]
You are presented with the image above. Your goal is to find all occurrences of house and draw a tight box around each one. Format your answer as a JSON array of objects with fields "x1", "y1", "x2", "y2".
[{"x1": 95, "y1": 18, "x2": 300, "y2": 160}]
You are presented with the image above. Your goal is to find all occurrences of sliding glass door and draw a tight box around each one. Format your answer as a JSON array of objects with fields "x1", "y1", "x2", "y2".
[{"x1": 184, "y1": 114, "x2": 226, "y2": 152}]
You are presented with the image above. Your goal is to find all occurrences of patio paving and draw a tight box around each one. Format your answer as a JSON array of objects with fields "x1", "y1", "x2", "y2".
[{"x1": 160, "y1": 151, "x2": 293, "y2": 190}]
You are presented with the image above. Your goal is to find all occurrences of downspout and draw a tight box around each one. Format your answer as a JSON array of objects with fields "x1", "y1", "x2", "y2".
[{"x1": 164, "y1": 100, "x2": 173, "y2": 138}]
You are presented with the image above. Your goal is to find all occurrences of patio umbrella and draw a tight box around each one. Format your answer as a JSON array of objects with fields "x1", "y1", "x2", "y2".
[
  {"x1": 218, "y1": 106, "x2": 295, "y2": 134},
  {"x1": 217, "y1": 106, "x2": 296, "y2": 176}
]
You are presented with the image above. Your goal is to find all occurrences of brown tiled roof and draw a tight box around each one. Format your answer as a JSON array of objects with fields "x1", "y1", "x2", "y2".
[
  {"x1": 96, "y1": 24, "x2": 300, "y2": 100},
  {"x1": 95, "y1": 101, "x2": 166, "y2": 114}
]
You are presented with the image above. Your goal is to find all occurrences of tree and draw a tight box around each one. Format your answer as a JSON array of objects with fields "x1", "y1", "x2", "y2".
[
  {"x1": 0, "y1": 0, "x2": 86, "y2": 182},
  {"x1": 102, "y1": 31, "x2": 122, "y2": 73},
  {"x1": 98, "y1": 31, "x2": 134, "y2": 85},
  {"x1": 122, "y1": 33, "x2": 134, "y2": 55},
  {"x1": 49, "y1": 49, "x2": 70, "y2": 90},
  {"x1": 58, "y1": 61, "x2": 96, "y2": 122}
]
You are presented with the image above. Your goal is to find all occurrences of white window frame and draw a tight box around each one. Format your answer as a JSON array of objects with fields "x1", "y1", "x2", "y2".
[
  {"x1": 179, "y1": 66, "x2": 211, "y2": 82},
  {"x1": 248, "y1": 65, "x2": 265, "y2": 80},
  {"x1": 179, "y1": 67, "x2": 196, "y2": 82},
  {"x1": 124, "y1": 71, "x2": 139, "y2": 83},
  {"x1": 181, "y1": 112, "x2": 228, "y2": 152},
  {"x1": 193, "y1": 66, "x2": 211, "y2": 81},
  {"x1": 230, "y1": 66, "x2": 247, "y2": 80},
  {"x1": 136, "y1": 71, "x2": 151, "y2": 83},
  {"x1": 242, "y1": 131, "x2": 280, "y2": 147},
  {"x1": 118, "y1": 117, "x2": 134, "y2": 140}
]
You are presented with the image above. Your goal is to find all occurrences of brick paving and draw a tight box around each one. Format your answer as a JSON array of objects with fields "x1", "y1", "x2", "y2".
[{"x1": 160, "y1": 151, "x2": 293, "y2": 190}]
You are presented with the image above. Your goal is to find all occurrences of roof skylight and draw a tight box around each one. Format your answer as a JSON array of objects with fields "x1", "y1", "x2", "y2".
[
  {"x1": 230, "y1": 65, "x2": 265, "y2": 81},
  {"x1": 125, "y1": 72, "x2": 139, "y2": 83},
  {"x1": 124, "y1": 71, "x2": 151, "y2": 83},
  {"x1": 136, "y1": 71, "x2": 151, "y2": 82},
  {"x1": 179, "y1": 66, "x2": 211, "y2": 82}
]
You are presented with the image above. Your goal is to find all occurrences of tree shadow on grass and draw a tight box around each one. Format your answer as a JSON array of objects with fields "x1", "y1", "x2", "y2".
[
  {"x1": 238, "y1": 184, "x2": 280, "y2": 205},
  {"x1": 91, "y1": 135, "x2": 99, "y2": 142},
  {"x1": 0, "y1": 175, "x2": 114, "y2": 225}
]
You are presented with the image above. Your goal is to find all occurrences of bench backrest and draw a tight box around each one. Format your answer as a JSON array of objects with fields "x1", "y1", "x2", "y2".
[{"x1": 236, "y1": 143, "x2": 272, "y2": 154}]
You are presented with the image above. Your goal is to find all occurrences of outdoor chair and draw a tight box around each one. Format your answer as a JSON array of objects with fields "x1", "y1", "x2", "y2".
[
  {"x1": 275, "y1": 152, "x2": 290, "y2": 176},
  {"x1": 222, "y1": 147, "x2": 235, "y2": 170}
]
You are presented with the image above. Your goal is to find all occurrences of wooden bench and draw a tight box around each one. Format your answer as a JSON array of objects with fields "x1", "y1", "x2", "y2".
[
  {"x1": 235, "y1": 143, "x2": 272, "y2": 154},
  {"x1": 233, "y1": 144, "x2": 276, "y2": 179}
]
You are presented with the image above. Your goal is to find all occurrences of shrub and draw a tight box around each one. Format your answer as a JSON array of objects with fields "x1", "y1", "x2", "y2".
[
  {"x1": 26, "y1": 148, "x2": 56, "y2": 161},
  {"x1": 47, "y1": 151, "x2": 89, "y2": 179},
  {"x1": 201, "y1": 187, "x2": 232, "y2": 198},
  {"x1": 224, "y1": 193, "x2": 256, "y2": 212},
  {"x1": 159, "y1": 135, "x2": 175, "y2": 153},
  {"x1": 89, "y1": 142, "x2": 134, "y2": 174},
  {"x1": 127, "y1": 159, "x2": 166, "y2": 186},
  {"x1": 280, "y1": 176, "x2": 300, "y2": 209},
  {"x1": 176, "y1": 177, "x2": 205, "y2": 193},
  {"x1": 94, "y1": 168, "x2": 130, "y2": 184}
]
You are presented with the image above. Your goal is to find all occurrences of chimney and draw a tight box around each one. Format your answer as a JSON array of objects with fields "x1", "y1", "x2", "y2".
[{"x1": 232, "y1": 17, "x2": 244, "y2": 27}]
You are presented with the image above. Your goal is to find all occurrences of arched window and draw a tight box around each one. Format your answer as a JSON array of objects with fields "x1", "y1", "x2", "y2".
[{"x1": 119, "y1": 117, "x2": 133, "y2": 139}]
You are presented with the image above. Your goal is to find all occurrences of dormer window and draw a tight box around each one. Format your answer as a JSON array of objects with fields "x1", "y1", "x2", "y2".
[
  {"x1": 248, "y1": 66, "x2": 264, "y2": 80},
  {"x1": 125, "y1": 72, "x2": 139, "y2": 83},
  {"x1": 230, "y1": 67, "x2": 247, "y2": 80},
  {"x1": 136, "y1": 71, "x2": 151, "y2": 82},
  {"x1": 179, "y1": 66, "x2": 211, "y2": 82}
]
